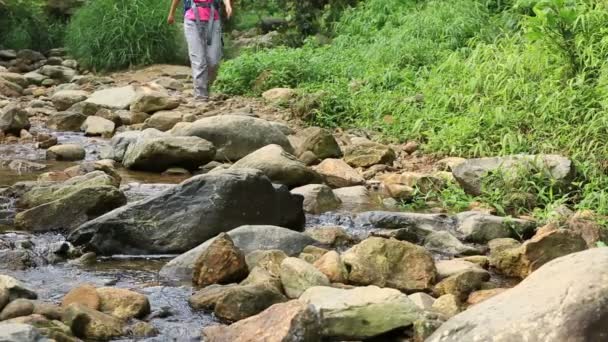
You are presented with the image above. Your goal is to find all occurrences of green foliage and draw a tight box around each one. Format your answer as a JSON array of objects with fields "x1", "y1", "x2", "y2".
[
  {"x1": 0, "y1": 0, "x2": 66, "y2": 51},
  {"x1": 217, "y1": 0, "x2": 608, "y2": 216},
  {"x1": 65, "y1": 0, "x2": 185, "y2": 71}
]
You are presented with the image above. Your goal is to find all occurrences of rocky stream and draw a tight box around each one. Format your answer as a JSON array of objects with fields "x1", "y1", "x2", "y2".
[{"x1": 1, "y1": 48, "x2": 607, "y2": 342}]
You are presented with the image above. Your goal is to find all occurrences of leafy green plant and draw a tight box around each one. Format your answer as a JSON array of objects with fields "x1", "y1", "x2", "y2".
[
  {"x1": 65, "y1": 0, "x2": 185, "y2": 71},
  {"x1": 0, "y1": 0, "x2": 66, "y2": 51}
]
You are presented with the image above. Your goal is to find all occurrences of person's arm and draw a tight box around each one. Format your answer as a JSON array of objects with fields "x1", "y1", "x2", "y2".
[
  {"x1": 223, "y1": 0, "x2": 232, "y2": 18},
  {"x1": 167, "y1": 0, "x2": 181, "y2": 25}
]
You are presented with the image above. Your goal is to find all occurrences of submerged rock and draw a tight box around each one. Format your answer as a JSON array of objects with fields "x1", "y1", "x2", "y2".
[{"x1": 69, "y1": 169, "x2": 305, "y2": 254}]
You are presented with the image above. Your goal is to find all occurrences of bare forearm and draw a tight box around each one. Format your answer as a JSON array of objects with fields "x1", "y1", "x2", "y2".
[{"x1": 169, "y1": 0, "x2": 180, "y2": 17}]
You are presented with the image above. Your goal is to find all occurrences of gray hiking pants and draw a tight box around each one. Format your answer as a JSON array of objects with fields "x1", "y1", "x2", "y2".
[{"x1": 184, "y1": 19, "x2": 222, "y2": 99}]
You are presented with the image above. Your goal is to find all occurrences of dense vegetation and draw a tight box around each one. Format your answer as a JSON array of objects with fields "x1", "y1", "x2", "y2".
[
  {"x1": 216, "y1": 0, "x2": 608, "y2": 218},
  {"x1": 0, "y1": 0, "x2": 66, "y2": 51}
]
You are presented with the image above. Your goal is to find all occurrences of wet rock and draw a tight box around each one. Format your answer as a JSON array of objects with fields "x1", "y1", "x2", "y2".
[
  {"x1": 408, "y1": 292, "x2": 436, "y2": 310},
  {"x1": 342, "y1": 237, "x2": 437, "y2": 292},
  {"x1": 19, "y1": 171, "x2": 119, "y2": 208},
  {"x1": 122, "y1": 135, "x2": 215, "y2": 171},
  {"x1": 313, "y1": 251, "x2": 347, "y2": 283},
  {"x1": 202, "y1": 300, "x2": 321, "y2": 342},
  {"x1": 39, "y1": 65, "x2": 76, "y2": 83},
  {"x1": 431, "y1": 294, "x2": 462, "y2": 318},
  {"x1": 333, "y1": 186, "x2": 373, "y2": 211},
  {"x1": 47, "y1": 111, "x2": 86, "y2": 131},
  {"x1": 262, "y1": 88, "x2": 295, "y2": 103},
  {"x1": 0, "y1": 299, "x2": 34, "y2": 321},
  {"x1": 455, "y1": 211, "x2": 536, "y2": 243},
  {"x1": 293, "y1": 127, "x2": 342, "y2": 159},
  {"x1": 85, "y1": 86, "x2": 137, "y2": 110},
  {"x1": 231, "y1": 144, "x2": 320, "y2": 187},
  {"x1": 127, "y1": 320, "x2": 158, "y2": 338},
  {"x1": 452, "y1": 154, "x2": 575, "y2": 196},
  {"x1": 171, "y1": 114, "x2": 293, "y2": 161},
  {"x1": 62, "y1": 303, "x2": 124, "y2": 340},
  {"x1": 189, "y1": 283, "x2": 287, "y2": 321},
  {"x1": 0, "y1": 79, "x2": 22, "y2": 97},
  {"x1": 280, "y1": 257, "x2": 330, "y2": 298},
  {"x1": 291, "y1": 184, "x2": 341, "y2": 214},
  {"x1": 0, "y1": 275, "x2": 37, "y2": 301},
  {"x1": 466, "y1": 288, "x2": 507, "y2": 306},
  {"x1": 305, "y1": 226, "x2": 354, "y2": 247},
  {"x1": 32, "y1": 302, "x2": 63, "y2": 321},
  {"x1": 142, "y1": 110, "x2": 184, "y2": 131},
  {"x1": 97, "y1": 287, "x2": 150, "y2": 320},
  {"x1": 0, "y1": 323, "x2": 47, "y2": 341},
  {"x1": 51, "y1": 90, "x2": 88, "y2": 111},
  {"x1": 81, "y1": 116, "x2": 115, "y2": 137},
  {"x1": 0, "y1": 160, "x2": 46, "y2": 173},
  {"x1": 130, "y1": 88, "x2": 179, "y2": 114},
  {"x1": 423, "y1": 231, "x2": 481, "y2": 256},
  {"x1": 46, "y1": 144, "x2": 85, "y2": 161},
  {"x1": 214, "y1": 283, "x2": 287, "y2": 321},
  {"x1": 433, "y1": 269, "x2": 490, "y2": 301},
  {"x1": 161, "y1": 225, "x2": 315, "y2": 280},
  {"x1": 435, "y1": 259, "x2": 485, "y2": 279},
  {"x1": 69, "y1": 169, "x2": 305, "y2": 255},
  {"x1": 300, "y1": 285, "x2": 421, "y2": 339},
  {"x1": 428, "y1": 248, "x2": 608, "y2": 342},
  {"x1": 314, "y1": 158, "x2": 364, "y2": 188},
  {"x1": 103, "y1": 130, "x2": 158, "y2": 162},
  {"x1": 192, "y1": 233, "x2": 248, "y2": 287},
  {"x1": 343, "y1": 138, "x2": 396, "y2": 168},
  {"x1": 355, "y1": 211, "x2": 455, "y2": 232},
  {"x1": 245, "y1": 250, "x2": 287, "y2": 277},
  {"x1": 0, "y1": 103, "x2": 30, "y2": 134}
]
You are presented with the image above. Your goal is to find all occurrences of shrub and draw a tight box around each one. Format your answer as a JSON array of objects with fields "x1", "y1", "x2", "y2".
[
  {"x1": 65, "y1": 0, "x2": 185, "y2": 71},
  {"x1": 0, "y1": 0, "x2": 66, "y2": 51}
]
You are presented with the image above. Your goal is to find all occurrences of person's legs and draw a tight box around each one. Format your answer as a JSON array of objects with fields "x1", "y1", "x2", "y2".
[
  {"x1": 184, "y1": 20, "x2": 209, "y2": 99},
  {"x1": 206, "y1": 20, "x2": 223, "y2": 90}
]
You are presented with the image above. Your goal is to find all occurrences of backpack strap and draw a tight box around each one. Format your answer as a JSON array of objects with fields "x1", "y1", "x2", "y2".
[{"x1": 191, "y1": 0, "x2": 219, "y2": 46}]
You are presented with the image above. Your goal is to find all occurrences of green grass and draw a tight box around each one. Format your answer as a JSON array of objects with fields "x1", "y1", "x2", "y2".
[
  {"x1": 64, "y1": 0, "x2": 186, "y2": 71},
  {"x1": 215, "y1": 0, "x2": 608, "y2": 218},
  {"x1": 0, "y1": 0, "x2": 66, "y2": 51}
]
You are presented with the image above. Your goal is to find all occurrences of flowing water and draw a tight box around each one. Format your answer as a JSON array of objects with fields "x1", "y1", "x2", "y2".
[{"x1": 0, "y1": 127, "x2": 516, "y2": 340}]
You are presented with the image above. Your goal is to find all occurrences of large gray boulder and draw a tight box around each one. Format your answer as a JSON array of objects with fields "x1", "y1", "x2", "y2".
[
  {"x1": 452, "y1": 154, "x2": 575, "y2": 196},
  {"x1": 68, "y1": 169, "x2": 305, "y2": 255},
  {"x1": 0, "y1": 323, "x2": 47, "y2": 342},
  {"x1": 428, "y1": 248, "x2": 608, "y2": 342},
  {"x1": 231, "y1": 144, "x2": 320, "y2": 187},
  {"x1": 103, "y1": 130, "x2": 159, "y2": 162},
  {"x1": 160, "y1": 225, "x2": 317, "y2": 281},
  {"x1": 122, "y1": 136, "x2": 216, "y2": 171},
  {"x1": 455, "y1": 211, "x2": 536, "y2": 243},
  {"x1": 355, "y1": 211, "x2": 456, "y2": 232},
  {"x1": 171, "y1": 115, "x2": 293, "y2": 161},
  {"x1": 85, "y1": 86, "x2": 137, "y2": 110},
  {"x1": 0, "y1": 103, "x2": 30, "y2": 134}
]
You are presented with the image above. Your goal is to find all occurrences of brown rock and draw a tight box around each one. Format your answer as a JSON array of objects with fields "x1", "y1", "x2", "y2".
[
  {"x1": 313, "y1": 251, "x2": 348, "y2": 283},
  {"x1": 432, "y1": 294, "x2": 462, "y2": 318},
  {"x1": 519, "y1": 228, "x2": 587, "y2": 277},
  {"x1": 433, "y1": 270, "x2": 490, "y2": 301},
  {"x1": 314, "y1": 159, "x2": 364, "y2": 188},
  {"x1": 61, "y1": 284, "x2": 100, "y2": 310},
  {"x1": 245, "y1": 250, "x2": 288, "y2": 277},
  {"x1": 97, "y1": 287, "x2": 150, "y2": 320},
  {"x1": 566, "y1": 211, "x2": 608, "y2": 248},
  {"x1": 202, "y1": 300, "x2": 321, "y2": 342},
  {"x1": 62, "y1": 303, "x2": 124, "y2": 340},
  {"x1": 467, "y1": 288, "x2": 508, "y2": 306},
  {"x1": 0, "y1": 298, "x2": 34, "y2": 320},
  {"x1": 306, "y1": 226, "x2": 354, "y2": 247},
  {"x1": 192, "y1": 232, "x2": 248, "y2": 287}
]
